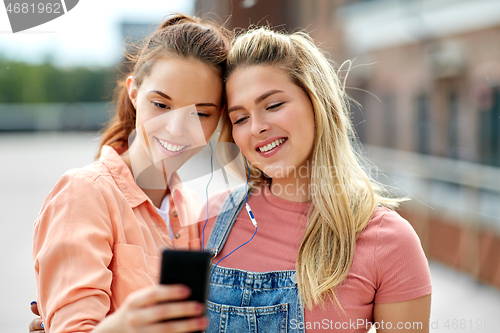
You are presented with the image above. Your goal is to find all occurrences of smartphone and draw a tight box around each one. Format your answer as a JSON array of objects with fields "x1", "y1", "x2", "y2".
[{"x1": 160, "y1": 249, "x2": 212, "y2": 305}]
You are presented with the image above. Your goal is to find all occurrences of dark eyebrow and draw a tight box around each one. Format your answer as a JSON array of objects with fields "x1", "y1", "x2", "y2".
[
  {"x1": 195, "y1": 103, "x2": 218, "y2": 108},
  {"x1": 228, "y1": 89, "x2": 284, "y2": 113},
  {"x1": 255, "y1": 89, "x2": 283, "y2": 104},
  {"x1": 150, "y1": 91, "x2": 218, "y2": 108},
  {"x1": 149, "y1": 90, "x2": 171, "y2": 100}
]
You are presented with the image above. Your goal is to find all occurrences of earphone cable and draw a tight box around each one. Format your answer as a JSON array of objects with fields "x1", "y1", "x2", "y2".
[
  {"x1": 210, "y1": 156, "x2": 257, "y2": 278},
  {"x1": 202, "y1": 141, "x2": 214, "y2": 251}
]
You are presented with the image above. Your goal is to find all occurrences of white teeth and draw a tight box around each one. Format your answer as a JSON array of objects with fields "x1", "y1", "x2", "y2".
[
  {"x1": 258, "y1": 138, "x2": 285, "y2": 152},
  {"x1": 157, "y1": 138, "x2": 186, "y2": 152}
]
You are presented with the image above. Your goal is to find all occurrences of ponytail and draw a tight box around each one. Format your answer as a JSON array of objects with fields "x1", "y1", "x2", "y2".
[{"x1": 156, "y1": 13, "x2": 197, "y2": 30}]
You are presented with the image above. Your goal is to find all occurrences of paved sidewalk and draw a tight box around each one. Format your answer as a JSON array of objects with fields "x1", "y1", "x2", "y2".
[
  {"x1": 0, "y1": 132, "x2": 100, "y2": 332},
  {"x1": 429, "y1": 262, "x2": 500, "y2": 333},
  {"x1": 1, "y1": 132, "x2": 499, "y2": 332}
]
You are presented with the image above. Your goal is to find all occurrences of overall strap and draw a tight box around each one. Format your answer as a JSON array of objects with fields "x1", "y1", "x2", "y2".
[{"x1": 206, "y1": 185, "x2": 249, "y2": 257}]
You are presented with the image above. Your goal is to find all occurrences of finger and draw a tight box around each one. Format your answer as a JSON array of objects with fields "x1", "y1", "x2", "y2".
[
  {"x1": 29, "y1": 318, "x2": 43, "y2": 332},
  {"x1": 127, "y1": 301, "x2": 204, "y2": 327},
  {"x1": 144, "y1": 316, "x2": 208, "y2": 333},
  {"x1": 30, "y1": 301, "x2": 40, "y2": 316},
  {"x1": 127, "y1": 285, "x2": 190, "y2": 309}
]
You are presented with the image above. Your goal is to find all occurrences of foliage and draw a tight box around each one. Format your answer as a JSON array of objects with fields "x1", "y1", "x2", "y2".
[{"x1": 0, "y1": 58, "x2": 118, "y2": 103}]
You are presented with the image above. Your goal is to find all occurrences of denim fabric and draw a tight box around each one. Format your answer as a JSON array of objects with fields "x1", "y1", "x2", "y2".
[
  {"x1": 205, "y1": 185, "x2": 248, "y2": 258},
  {"x1": 205, "y1": 186, "x2": 305, "y2": 333}
]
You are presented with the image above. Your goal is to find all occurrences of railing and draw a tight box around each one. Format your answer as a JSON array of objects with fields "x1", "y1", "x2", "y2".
[{"x1": 364, "y1": 144, "x2": 500, "y2": 232}]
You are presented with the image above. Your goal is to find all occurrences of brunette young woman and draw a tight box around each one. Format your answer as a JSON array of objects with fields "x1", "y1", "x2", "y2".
[{"x1": 31, "y1": 14, "x2": 230, "y2": 333}]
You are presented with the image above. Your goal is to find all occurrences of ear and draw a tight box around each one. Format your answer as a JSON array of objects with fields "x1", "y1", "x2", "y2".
[{"x1": 126, "y1": 76, "x2": 138, "y2": 109}]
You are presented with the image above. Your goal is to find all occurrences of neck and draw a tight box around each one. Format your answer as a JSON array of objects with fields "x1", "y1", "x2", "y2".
[
  {"x1": 120, "y1": 149, "x2": 170, "y2": 208},
  {"x1": 142, "y1": 188, "x2": 169, "y2": 208},
  {"x1": 269, "y1": 175, "x2": 310, "y2": 203}
]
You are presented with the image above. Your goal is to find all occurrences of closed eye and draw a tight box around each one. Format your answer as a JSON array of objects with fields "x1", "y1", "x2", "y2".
[
  {"x1": 267, "y1": 102, "x2": 284, "y2": 110},
  {"x1": 190, "y1": 111, "x2": 211, "y2": 118},
  {"x1": 233, "y1": 116, "x2": 248, "y2": 125},
  {"x1": 152, "y1": 102, "x2": 170, "y2": 109}
]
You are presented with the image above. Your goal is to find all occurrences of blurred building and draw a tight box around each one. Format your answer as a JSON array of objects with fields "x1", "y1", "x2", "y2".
[
  {"x1": 119, "y1": 22, "x2": 157, "y2": 72},
  {"x1": 342, "y1": 0, "x2": 500, "y2": 291},
  {"x1": 195, "y1": 0, "x2": 347, "y2": 58},
  {"x1": 196, "y1": 0, "x2": 500, "y2": 289}
]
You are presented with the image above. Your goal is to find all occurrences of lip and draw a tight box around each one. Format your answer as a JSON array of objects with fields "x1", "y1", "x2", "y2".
[
  {"x1": 255, "y1": 136, "x2": 288, "y2": 157},
  {"x1": 254, "y1": 136, "x2": 287, "y2": 150},
  {"x1": 154, "y1": 136, "x2": 190, "y2": 157}
]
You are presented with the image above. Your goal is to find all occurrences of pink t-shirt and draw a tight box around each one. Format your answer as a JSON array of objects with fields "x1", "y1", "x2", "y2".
[{"x1": 201, "y1": 185, "x2": 432, "y2": 332}]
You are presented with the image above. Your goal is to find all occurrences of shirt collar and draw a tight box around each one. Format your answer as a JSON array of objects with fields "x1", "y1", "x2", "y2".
[{"x1": 100, "y1": 145, "x2": 149, "y2": 208}]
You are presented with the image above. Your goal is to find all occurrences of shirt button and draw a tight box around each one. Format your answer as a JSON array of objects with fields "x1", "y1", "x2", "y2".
[
  {"x1": 173, "y1": 211, "x2": 178, "y2": 217},
  {"x1": 174, "y1": 233, "x2": 181, "y2": 239}
]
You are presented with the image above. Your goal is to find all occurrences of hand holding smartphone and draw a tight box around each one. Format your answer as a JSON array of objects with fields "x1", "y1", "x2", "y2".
[{"x1": 160, "y1": 249, "x2": 212, "y2": 332}]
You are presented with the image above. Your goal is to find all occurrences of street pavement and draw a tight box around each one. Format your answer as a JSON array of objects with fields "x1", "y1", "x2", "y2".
[{"x1": 1, "y1": 132, "x2": 499, "y2": 332}]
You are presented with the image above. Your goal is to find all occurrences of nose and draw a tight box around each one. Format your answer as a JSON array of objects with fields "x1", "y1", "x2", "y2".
[
  {"x1": 164, "y1": 108, "x2": 190, "y2": 138},
  {"x1": 250, "y1": 112, "x2": 269, "y2": 137}
]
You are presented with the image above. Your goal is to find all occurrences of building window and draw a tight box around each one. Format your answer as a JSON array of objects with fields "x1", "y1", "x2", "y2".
[
  {"x1": 416, "y1": 94, "x2": 431, "y2": 154},
  {"x1": 447, "y1": 91, "x2": 460, "y2": 159},
  {"x1": 383, "y1": 95, "x2": 397, "y2": 148},
  {"x1": 479, "y1": 85, "x2": 500, "y2": 167}
]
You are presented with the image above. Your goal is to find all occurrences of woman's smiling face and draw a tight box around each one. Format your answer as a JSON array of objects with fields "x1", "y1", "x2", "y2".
[
  {"x1": 226, "y1": 65, "x2": 315, "y2": 180},
  {"x1": 127, "y1": 57, "x2": 223, "y2": 170}
]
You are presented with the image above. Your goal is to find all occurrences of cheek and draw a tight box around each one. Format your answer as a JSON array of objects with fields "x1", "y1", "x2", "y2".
[
  {"x1": 231, "y1": 127, "x2": 246, "y2": 151},
  {"x1": 135, "y1": 105, "x2": 155, "y2": 128},
  {"x1": 299, "y1": 106, "x2": 315, "y2": 136},
  {"x1": 301, "y1": 121, "x2": 315, "y2": 152},
  {"x1": 287, "y1": 108, "x2": 315, "y2": 155}
]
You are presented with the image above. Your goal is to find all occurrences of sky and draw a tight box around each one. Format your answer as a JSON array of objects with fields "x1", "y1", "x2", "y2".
[{"x1": 0, "y1": 0, "x2": 195, "y2": 67}]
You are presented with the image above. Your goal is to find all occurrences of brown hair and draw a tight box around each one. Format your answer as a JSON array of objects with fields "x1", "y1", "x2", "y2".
[{"x1": 97, "y1": 14, "x2": 231, "y2": 156}]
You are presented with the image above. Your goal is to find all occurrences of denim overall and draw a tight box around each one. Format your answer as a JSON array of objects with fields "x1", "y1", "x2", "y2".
[{"x1": 205, "y1": 186, "x2": 305, "y2": 333}]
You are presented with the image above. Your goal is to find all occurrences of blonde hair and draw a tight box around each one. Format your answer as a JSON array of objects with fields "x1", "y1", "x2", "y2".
[{"x1": 220, "y1": 27, "x2": 404, "y2": 309}]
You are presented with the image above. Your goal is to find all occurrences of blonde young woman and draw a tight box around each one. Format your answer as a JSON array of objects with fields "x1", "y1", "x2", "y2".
[
  {"x1": 31, "y1": 14, "x2": 230, "y2": 333},
  {"x1": 199, "y1": 27, "x2": 432, "y2": 333}
]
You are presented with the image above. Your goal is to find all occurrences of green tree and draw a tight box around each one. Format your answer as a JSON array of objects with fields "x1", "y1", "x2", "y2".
[{"x1": 0, "y1": 58, "x2": 117, "y2": 103}]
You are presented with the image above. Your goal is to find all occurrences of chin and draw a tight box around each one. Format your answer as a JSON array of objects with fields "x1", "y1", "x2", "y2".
[{"x1": 259, "y1": 164, "x2": 289, "y2": 179}]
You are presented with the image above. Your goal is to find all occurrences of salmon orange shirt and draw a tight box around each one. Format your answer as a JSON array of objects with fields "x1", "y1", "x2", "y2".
[{"x1": 33, "y1": 145, "x2": 200, "y2": 333}]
